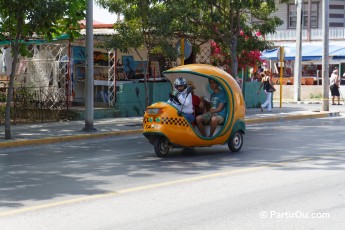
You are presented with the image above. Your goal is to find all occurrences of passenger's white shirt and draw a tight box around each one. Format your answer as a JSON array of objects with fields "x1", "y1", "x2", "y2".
[{"x1": 167, "y1": 91, "x2": 193, "y2": 114}]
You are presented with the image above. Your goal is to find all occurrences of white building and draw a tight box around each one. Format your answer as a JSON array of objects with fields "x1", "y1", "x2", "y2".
[{"x1": 261, "y1": 0, "x2": 345, "y2": 85}]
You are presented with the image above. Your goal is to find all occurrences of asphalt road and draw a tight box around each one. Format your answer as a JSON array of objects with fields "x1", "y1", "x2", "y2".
[{"x1": 1, "y1": 116, "x2": 345, "y2": 229}]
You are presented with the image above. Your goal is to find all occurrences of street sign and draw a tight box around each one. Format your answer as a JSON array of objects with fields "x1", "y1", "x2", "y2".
[{"x1": 176, "y1": 39, "x2": 192, "y2": 60}]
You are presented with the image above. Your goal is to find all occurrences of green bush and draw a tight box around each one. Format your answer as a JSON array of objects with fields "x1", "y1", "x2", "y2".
[
  {"x1": 0, "y1": 105, "x2": 5, "y2": 116},
  {"x1": 310, "y1": 93, "x2": 322, "y2": 99},
  {"x1": 0, "y1": 105, "x2": 14, "y2": 117},
  {"x1": 0, "y1": 93, "x2": 6, "y2": 102}
]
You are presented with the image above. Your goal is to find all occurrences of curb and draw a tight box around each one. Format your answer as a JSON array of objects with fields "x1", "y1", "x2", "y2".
[
  {"x1": 245, "y1": 111, "x2": 339, "y2": 124},
  {"x1": 0, "y1": 129, "x2": 143, "y2": 148},
  {"x1": 273, "y1": 100, "x2": 323, "y2": 105},
  {"x1": 0, "y1": 111, "x2": 339, "y2": 148}
]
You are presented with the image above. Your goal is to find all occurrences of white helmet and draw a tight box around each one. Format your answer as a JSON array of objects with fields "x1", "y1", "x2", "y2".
[{"x1": 174, "y1": 77, "x2": 187, "y2": 89}]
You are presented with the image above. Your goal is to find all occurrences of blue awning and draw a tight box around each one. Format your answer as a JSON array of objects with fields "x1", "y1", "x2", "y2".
[
  {"x1": 261, "y1": 46, "x2": 296, "y2": 61},
  {"x1": 261, "y1": 45, "x2": 345, "y2": 61},
  {"x1": 330, "y1": 47, "x2": 345, "y2": 60}
]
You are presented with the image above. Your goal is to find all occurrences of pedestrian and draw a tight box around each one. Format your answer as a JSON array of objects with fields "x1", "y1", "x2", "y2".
[
  {"x1": 257, "y1": 70, "x2": 276, "y2": 112},
  {"x1": 330, "y1": 68, "x2": 341, "y2": 105},
  {"x1": 251, "y1": 72, "x2": 259, "y2": 82}
]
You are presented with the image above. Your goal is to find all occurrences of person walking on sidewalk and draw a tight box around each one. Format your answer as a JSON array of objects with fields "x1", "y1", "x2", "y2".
[
  {"x1": 257, "y1": 70, "x2": 276, "y2": 112},
  {"x1": 330, "y1": 68, "x2": 341, "y2": 105}
]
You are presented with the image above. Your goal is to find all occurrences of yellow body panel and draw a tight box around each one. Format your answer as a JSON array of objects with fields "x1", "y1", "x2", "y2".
[{"x1": 143, "y1": 64, "x2": 245, "y2": 148}]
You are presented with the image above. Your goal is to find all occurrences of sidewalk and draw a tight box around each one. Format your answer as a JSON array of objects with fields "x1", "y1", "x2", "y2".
[{"x1": 0, "y1": 102, "x2": 343, "y2": 148}]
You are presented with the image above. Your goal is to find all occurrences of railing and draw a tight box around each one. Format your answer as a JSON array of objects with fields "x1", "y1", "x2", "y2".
[
  {"x1": 0, "y1": 86, "x2": 72, "y2": 124},
  {"x1": 265, "y1": 27, "x2": 345, "y2": 41}
]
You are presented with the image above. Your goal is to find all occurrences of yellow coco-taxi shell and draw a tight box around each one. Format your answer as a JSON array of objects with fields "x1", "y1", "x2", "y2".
[{"x1": 143, "y1": 64, "x2": 245, "y2": 148}]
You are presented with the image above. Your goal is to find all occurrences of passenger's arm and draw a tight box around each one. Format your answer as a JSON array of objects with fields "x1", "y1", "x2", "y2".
[{"x1": 211, "y1": 102, "x2": 224, "y2": 114}]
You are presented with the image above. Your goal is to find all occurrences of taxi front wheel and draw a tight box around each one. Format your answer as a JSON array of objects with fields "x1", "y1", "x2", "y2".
[
  {"x1": 154, "y1": 136, "x2": 170, "y2": 157},
  {"x1": 228, "y1": 131, "x2": 243, "y2": 152}
]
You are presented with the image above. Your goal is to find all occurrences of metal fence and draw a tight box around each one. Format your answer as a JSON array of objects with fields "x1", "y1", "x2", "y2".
[{"x1": 0, "y1": 86, "x2": 72, "y2": 124}]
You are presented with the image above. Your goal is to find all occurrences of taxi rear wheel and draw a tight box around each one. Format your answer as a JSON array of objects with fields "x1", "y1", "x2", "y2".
[
  {"x1": 228, "y1": 131, "x2": 243, "y2": 152},
  {"x1": 154, "y1": 136, "x2": 170, "y2": 157}
]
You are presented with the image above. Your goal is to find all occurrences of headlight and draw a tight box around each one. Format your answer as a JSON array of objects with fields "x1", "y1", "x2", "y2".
[{"x1": 146, "y1": 108, "x2": 163, "y2": 115}]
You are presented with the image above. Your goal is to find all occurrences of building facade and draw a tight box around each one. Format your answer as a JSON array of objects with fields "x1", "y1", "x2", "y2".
[
  {"x1": 265, "y1": 0, "x2": 345, "y2": 44},
  {"x1": 259, "y1": 0, "x2": 345, "y2": 88}
]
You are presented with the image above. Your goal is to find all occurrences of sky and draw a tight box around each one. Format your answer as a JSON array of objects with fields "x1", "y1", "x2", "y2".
[{"x1": 93, "y1": 0, "x2": 117, "y2": 24}]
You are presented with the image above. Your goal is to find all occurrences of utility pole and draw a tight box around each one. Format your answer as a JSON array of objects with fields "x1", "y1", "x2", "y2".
[
  {"x1": 322, "y1": 0, "x2": 329, "y2": 111},
  {"x1": 83, "y1": 0, "x2": 96, "y2": 131},
  {"x1": 294, "y1": 0, "x2": 303, "y2": 102},
  {"x1": 307, "y1": 0, "x2": 311, "y2": 41}
]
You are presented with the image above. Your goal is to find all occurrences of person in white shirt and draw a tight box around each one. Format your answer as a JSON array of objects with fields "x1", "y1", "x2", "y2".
[
  {"x1": 330, "y1": 68, "x2": 341, "y2": 105},
  {"x1": 1, "y1": 45, "x2": 13, "y2": 76},
  {"x1": 167, "y1": 77, "x2": 194, "y2": 123}
]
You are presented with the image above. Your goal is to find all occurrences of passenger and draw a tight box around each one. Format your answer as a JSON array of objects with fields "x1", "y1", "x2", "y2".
[
  {"x1": 187, "y1": 81, "x2": 204, "y2": 117},
  {"x1": 198, "y1": 96, "x2": 212, "y2": 114},
  {"x1": 195, "y1": 79, "x2": 227, "y2": 137},
  {"x1": 167, "y1": 77, "x2": 194, "y2": 123}
]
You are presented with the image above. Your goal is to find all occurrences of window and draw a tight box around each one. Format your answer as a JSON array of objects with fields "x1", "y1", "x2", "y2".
[
  {"x1": 330, "y1": 22, "x2": 344, "y2": 27},
  {"x1": 288, "y1": 3, "x2": 318, "y2": 28},
  {"x1": 330, "y1": 4, "x2": 344, "y2": 10},
  {"x1": 329, "y1": 4, "x2": 345, "y2": 27}
]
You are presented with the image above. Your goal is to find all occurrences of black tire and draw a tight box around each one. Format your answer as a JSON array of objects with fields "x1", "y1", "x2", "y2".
[
  {"x1": 228, "y1": 131, "x2": 243, "y2": 152},
  {"x1": 154, "y1": 136, "x2": 170, "y2": 157}
]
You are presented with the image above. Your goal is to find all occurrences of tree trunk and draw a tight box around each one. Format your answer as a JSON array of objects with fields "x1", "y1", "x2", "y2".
[
  {"x1": 4, "y1": 16, "x2": 23, "y2": 139},
  {"x1": 230, "y1": 37, "x2": 238, "y2": 78},
  {"x1": 4, "y1": 38, "x2": 20, "y2": 139}
]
